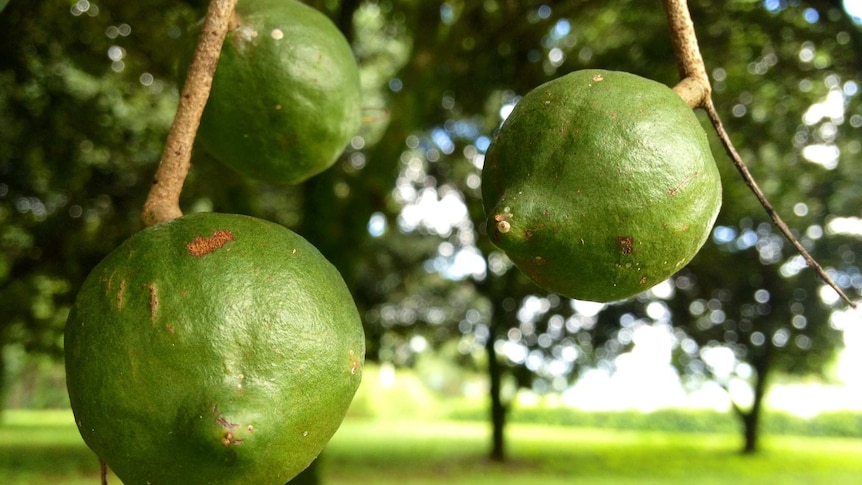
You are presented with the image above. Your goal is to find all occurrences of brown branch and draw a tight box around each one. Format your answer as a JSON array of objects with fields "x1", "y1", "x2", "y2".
[
  {"x1": 100, "y1": 459, "x2": 108, "y2": 485},
  {"x1": 672, "y1": 76, "x2": 708, "y2": 111},
  {"x1": 662, "y1": 0, "x2": 710, "y2": 108},
  {"x1": 141, "y1": 0, "x2": 238, "y2": 227},
  {"x1": 662, "y1": 0, "x2": 856, "y2": 308}
]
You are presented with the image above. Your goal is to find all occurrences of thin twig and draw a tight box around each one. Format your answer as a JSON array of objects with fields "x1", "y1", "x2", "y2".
[
  {"x1": 662, "y1": 0, "x2": 856, "y2": 308},
  {"x1": 141, "y1": 0, "x2": 238, "y2": 227},
  {"x1": 100, "y1": 459, "x2": 108, "y2": 485},
  {"x1": 704, "y1": 102, "x2": 856, "y2": 307}
]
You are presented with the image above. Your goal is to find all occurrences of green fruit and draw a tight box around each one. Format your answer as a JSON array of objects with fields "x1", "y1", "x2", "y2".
[
  {"x1": 482, "y1": 69, "x2": 721, "y2": 302},
  {"x1": 65, "y1": 212, "x2": 364, "y2": 485},
  {"x1": 196, "y1": 0, "x2": 361, "y2": 184}
]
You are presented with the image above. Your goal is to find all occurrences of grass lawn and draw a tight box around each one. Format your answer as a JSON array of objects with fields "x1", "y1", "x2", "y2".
[{"x1": 3, "y1": 410, "x2": 862, "y2": 484}]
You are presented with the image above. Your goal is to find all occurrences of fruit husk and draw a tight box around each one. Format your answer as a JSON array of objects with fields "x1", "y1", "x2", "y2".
[
  {"x1": 482, "y1": 69, "x2": 722, "y2": 302},
  {"x1": 65, "y1": 212, "x2": 364, "y2": 485},
  {"x1": 194, "y1": 0, "x2": 361, "y2": 184}
]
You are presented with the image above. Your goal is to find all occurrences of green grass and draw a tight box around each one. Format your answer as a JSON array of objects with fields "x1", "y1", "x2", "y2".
[{"x1": 3, "y1": 410, "x2": 862, "y2": 484}]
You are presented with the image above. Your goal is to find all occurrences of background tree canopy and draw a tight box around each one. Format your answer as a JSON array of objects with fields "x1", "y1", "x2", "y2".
[{"x1": 1, "y1": 0, "x2": 861, "y2": 463}]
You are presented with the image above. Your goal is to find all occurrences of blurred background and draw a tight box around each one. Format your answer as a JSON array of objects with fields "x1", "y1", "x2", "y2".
[{"x1": 1, "y1": 0, "x2": 862, "y2": 483}]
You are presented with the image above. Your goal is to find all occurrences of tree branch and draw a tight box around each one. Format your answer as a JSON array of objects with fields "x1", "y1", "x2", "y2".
[
  {"x1": 662, "y1": 0, "x2": 856, "y2": 308},
  {"x1": 662, "y1": 0, "x2": 710, "y2": 108},
  {"x1": 141, "y1": 0, "x2": 238, "y2": 227}
]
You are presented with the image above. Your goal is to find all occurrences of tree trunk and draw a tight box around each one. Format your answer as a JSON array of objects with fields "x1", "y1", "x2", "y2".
[
  {"x1": 480, "y1": 270, "x2": 521, "y2": 463},
  {"x1": 741, "y1": 408, "x2": 759, "y2": 454},
  {"x1": 739, "y1": 346, "x2": 773, "y2": 454},
  {"x1": 486, "y1": 319, "x2": 506, "y2": 462}
]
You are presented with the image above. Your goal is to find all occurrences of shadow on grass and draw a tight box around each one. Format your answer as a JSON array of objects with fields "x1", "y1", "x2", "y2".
[{"x1": 2, "y1": 443, "x2": 97, "y2": 473}]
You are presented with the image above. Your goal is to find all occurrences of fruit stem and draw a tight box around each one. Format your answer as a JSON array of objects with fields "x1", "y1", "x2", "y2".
[
  {"x1": 662, "y1": 0, "x2": 710, "y2": 108},
  {"x1": 662, "y1": 0, "x2": 856, "y2": 308},
  {"x1": 141, "y1": 0, "x2": 238, "y2": 227}
]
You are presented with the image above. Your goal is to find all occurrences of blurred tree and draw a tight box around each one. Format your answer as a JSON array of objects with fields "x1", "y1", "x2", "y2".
[{"x1": 0, "y1": 0, "x2": 198, "y2": 403}]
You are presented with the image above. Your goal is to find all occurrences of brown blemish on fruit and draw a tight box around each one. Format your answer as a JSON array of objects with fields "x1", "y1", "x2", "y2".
[
  {"x1": 214, "y1": 411, "x2": 245, "y2": 446},
  {"x1": 165, "y1": 323, "x2": 175, "y2": 334},
  {"x1": 525, "y1": 223, "x2": 546, "y2": 240},
  {"x1": 222, "y1": 431, "x2": 244, "y2": 446},
  {"x1": 217, "y1": 416, "x2": 238, "y2": 429},
  {"x1": 148, "y1": 284, "x2": 159, "y2": 321},
  {"x1": 116, "y1": 279, "x2": 126, "y2": 310},
  {"x1": 534, "y1": 256, "x2": 548, "y2": 266},
  {"x1": 186, "y1": 230, "x2": 235, "y2": 257},
  {"x1": 616, "y1": 236, "x2": 634, "y2": 255}
]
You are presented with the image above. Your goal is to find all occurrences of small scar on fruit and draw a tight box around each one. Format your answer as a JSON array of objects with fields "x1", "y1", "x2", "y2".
[
  {"x1": 668, "y1": 171, "x2": 699, "y2": 196},
  {"x1": 148, "y1": 284, "x2": 159, "y2": 321},
  {"x1": 494, "y1": 212, "x2": 512, "y2": 236},
  {"x1": 116, "y1": 279, "x2": 126, "y2": 310},
  {"x1": 616, "y1": 236, "x2": 634, "y2": 255},
  {"x1": 217, "y1": 416, "x2": 237, "y2": 429},
  {"x1": 222, "y1": 432, "x2": 244, "y2": 446},
  {"x1": 348, "y1": 349, "x2": 361, "y2": 375},
  {"x1": 186, "y1": 230, "x2": 235, "y2": 257}
]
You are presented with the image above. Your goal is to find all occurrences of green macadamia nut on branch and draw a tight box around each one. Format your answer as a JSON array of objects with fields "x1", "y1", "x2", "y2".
[
  {"x1": 65, "y1": 212, "x2": 365, "y2": 485},
  {"x1": 193, "y1": 0, "x2": 362, "y2": 184},
  {"x1": 482, "y1": 69, "x2": 722, "y2": 303}
]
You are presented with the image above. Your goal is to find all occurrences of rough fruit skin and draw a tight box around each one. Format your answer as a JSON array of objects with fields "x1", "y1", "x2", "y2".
[
  {"x1": 196, "y1": 0, "x2": 361, "y2": 184},
  {"x1": 64, "y1": 212, "x2": 364, "y2": 485},
  {"x1": 482, "y1": 69, "x2": 722, "y2": 302}
]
